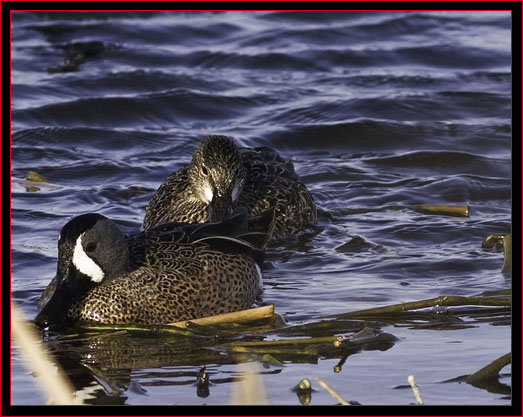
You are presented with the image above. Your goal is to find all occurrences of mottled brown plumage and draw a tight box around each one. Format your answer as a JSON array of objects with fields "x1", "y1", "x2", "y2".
[
  {"x1": 143, "y1": 136, "x2": 317, "y2": 244},
  {"x1": 35, "y1": 213, "x2": 264, "y2": 327}
]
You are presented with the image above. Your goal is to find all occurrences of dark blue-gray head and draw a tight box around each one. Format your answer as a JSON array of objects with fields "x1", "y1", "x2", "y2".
[
  {"x1": 188, "y1": 136, "x2": 246, "y2": 222},
  {"x1": 34, "y1": 213, "x2": 130, "y2": 328}
]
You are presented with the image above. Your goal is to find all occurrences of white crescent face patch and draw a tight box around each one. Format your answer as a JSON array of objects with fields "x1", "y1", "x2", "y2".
[
  {"x1": 72, "y1": 233, "x2": 104, "y2": 283},
  {"x1": 203, "y1": 186, "x2": 214, "y2": 204}
]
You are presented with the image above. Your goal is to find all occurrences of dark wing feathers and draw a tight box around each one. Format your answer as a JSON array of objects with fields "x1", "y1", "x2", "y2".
[{"x1": 192, "y1": 235, "x2": 265, "y2": 267}]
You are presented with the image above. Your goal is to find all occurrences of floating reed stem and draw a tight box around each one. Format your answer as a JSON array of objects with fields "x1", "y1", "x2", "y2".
[
  {"x1": 169, "y1": 305, "x2": 274, "y2": 328},
  {"x1": 340, "y1": 204, "x2": 469, "y2": 217},
  {"x1": 502, "y1": 234, "x2": 511, "y2": 273},
  {"x1": 315, "y1": 377, "x2": 351, "y2": 405},
  {"x1": 408, "y1": 375, "x2": 424, "y2": 405},
  {"x1": 408, "y1": 204, "x2": 469, "y2": 217},
  {"x1": 334, "y1": 294, "x2": 510, "y2": 320}
]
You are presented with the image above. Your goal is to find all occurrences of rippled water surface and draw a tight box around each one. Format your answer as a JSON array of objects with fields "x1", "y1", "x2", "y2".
[{"x1": 11, "y1": 11, "x2": 511, "y2": 405}]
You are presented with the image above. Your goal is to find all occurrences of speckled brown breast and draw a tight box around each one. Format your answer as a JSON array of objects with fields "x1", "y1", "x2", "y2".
[{"x1": 65, "y1": 242, "x2": 261, "y2": 325}]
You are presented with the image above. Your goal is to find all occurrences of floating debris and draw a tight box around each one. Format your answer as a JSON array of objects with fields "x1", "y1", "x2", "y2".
[
  {"x1": 196, "y1": 366, "x2": 210, "y2": 398},
  {"x1": 340, "y1": 204, "x2": 469, "y2": 217},
  {"x1": 502, "y1": 235, "x2": 511, "y2": 273},
  {"x1": 315, "y1": 377, "x2": 352, "y2": 405},
  {"x1": 335, "y1": 235, "x2": 384, "y2": 253},
  {"x1": 25, "y1": 171, "x2": 49, "y2": 183},
  {"x1": 466, "y1": 352, "x2": 511, "y2": 387},
  {"x1": 293, "y1": 378, "x2": 312, "y2": 405},
  {"x1": 260, "y1": 354, "x2": 285, "y2": 368},
  {"x1": 409, "y1": 204, "x2": 469, "y2": 217},
  {"x1": 441, "y1": 352, "x2": 511, "y2": 396},
  {"x1": 482, "y1": 234, "x2": 511, "y2": 273},
  {"x1": 13, "y1": 171, "x2": 58, "y2": 192},
  {"x1": 335, "y1": 294, "x2": 510, "y2": 320},
  {"x1": 47, "y1": 41, "x2": 105, "y2": 73},
  {"x1": 169, "y1": 305, "x2": 274, "y2": 328},
  {"x1": 408, "y1": 375, "x2": 424, "y2": 405}
]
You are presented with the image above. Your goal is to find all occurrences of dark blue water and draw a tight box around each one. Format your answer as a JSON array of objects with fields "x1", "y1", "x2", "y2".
[{"x1": 11, "y1": 11, "x2": 511, "y2": 405}]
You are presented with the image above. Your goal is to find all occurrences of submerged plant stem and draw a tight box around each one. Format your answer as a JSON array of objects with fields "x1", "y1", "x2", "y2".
[
  {"x1": 231, "y1": 335, "x2": 340, "y2": 348},
  {"x1": 466, "y1": 352, "x2": 511, "y2": 385}
]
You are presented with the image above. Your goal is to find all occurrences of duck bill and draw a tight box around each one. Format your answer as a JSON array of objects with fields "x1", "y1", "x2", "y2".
[
  {"x1": 34, "y1": 272, "x2": 89, "y2": 328},
  {"x1": 208, "y1": 192, "x2": 234, "y2": 223}
]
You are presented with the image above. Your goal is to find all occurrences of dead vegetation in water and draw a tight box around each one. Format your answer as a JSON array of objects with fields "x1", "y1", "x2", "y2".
[
  {"x1": 340, "y1": 204, "x2": 470, "y2": 218},
  {"x1": 13, "y1": 196, "x2": 510, "y2": 403},
  {"x1": 482, "y1": 233, "x2": 511, "y2": 274},
  {"x1": 13, "y1": 288, "x2": 511, "y2": 405}
]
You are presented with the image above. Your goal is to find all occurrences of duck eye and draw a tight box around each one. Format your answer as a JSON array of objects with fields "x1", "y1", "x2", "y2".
[
  {"x1": 85, "y1": 242, "x2": 97, "y2": 252},
  {"x1": 201, "y1": 165, "x2": 209, "y2": 176}
]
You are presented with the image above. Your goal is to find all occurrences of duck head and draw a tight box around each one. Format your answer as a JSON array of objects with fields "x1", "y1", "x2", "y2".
[
  {"x1": 188, "y1": 136, "x2": 246, "y2": 222},
  {"x1": 34, "y1": 213, "x2": 130, "y2": 328}
]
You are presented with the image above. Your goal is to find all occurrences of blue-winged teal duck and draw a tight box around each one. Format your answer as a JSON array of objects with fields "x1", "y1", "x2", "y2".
[
  {"x1": 35, "y1": 212, "x2": 265, "y2": 327},
  {"x1": 143, "y1": 135, "x2": 317, "y2": 244}
]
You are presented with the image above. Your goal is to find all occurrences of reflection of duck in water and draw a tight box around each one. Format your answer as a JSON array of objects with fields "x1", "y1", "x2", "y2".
[
  {"x1": 42, "y1": 327, "x2": 270, "y2": 404},
  {"x1": 144, "y1": 135, "x2": 317, "y2": 245},
  {"x1": 47, "y1": 41, "x2": 105, "y2": 73},
  {"x1": 35, "y1": 211, "x2": 265, "y2": 327}
]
